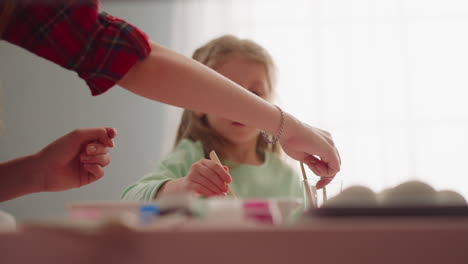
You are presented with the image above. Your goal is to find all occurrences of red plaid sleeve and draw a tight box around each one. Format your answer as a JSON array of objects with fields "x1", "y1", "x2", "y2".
[{"x1": 0, "y1": 0, "x2": 151, "y2": 95}]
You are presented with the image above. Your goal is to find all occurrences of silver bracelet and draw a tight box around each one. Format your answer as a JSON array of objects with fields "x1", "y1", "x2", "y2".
[{"x1": 261, "y1": 105, "x2": 285, "y2": 144}]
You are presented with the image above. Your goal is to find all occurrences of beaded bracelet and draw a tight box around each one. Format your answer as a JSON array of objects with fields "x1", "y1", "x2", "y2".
[{"x1": 261, "y1": 105, "x2": 285, "y2": 144}]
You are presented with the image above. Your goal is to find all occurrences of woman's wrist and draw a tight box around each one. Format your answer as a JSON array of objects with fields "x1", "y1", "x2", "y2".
[
  {"x1": 0, "y1": 153, "x2": 45, "y2": 201},
  {"x1": 279, "y1": 111, "x2": 301, "y2": 145},
  {"x1": 261, "y1": 105, "x2": 285, "y2": 144},
  {"x1": 26, "y1": 152, "x2": 47, "y2": 193}
]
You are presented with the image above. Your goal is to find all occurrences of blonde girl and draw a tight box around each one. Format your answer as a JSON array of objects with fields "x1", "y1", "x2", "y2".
[{"x1": 122, "y1": 35, "x2": 303, "y2": 200}]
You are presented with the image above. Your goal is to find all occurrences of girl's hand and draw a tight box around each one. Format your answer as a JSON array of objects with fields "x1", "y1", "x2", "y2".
[
  {"x1": 181, "y1": 159, "x2": 232, "y2": 197},
  {"x1": 280, "y1": 113, "x2": 341, "y2": 188}
]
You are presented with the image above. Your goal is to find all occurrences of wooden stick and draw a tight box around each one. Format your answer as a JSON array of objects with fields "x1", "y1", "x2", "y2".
[
  {"x1": 323, "y1": 186, "x2": 328, "y2": 202},
  {"x1": 209, "y1": 150, "x2": 237, "y2": 199},
  {"x1": 300, "y1": 162, "x2": 317, "y2": 208}
]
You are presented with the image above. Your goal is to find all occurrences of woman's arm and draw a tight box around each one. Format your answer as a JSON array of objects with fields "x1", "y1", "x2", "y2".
[
  {"x1": 118, "y1": 42, "x2": 280, "y2": 134},
  {"x1": 118, "y1": 42, "x2": 341, "y2": 178},
  {"x1": 0, "y1": 154, "x2": 44, "y2": 202},
  {"x1": 0, "y1": 128, "x2": 116, "y2": 202}
]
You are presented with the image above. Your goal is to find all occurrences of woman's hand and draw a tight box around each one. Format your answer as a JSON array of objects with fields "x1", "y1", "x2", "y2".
[
  {"x1": 37, "y1": 127, "x2": 117, "y2": 191},
  {"x1": 280, "y1": 114, "x2": 341, "y2": 188}
]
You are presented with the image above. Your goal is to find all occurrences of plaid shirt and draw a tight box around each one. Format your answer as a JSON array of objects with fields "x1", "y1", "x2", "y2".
[{"x1": 0, "y1": 0, "x2": 151, "y2": 95}]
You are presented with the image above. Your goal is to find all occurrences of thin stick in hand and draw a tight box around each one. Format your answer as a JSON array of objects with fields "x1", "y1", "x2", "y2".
[
  {"x1": 323, "y1": 186, "x2": 327, "y2": 202},
  {"x1": 209, "y1": 150, "x2": 237, "y2": 199},
  {"x1": 300, "y1": 162, "x2": 317, "y2": 208}
]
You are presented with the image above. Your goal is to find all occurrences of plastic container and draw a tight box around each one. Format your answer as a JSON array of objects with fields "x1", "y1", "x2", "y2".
[{"x1": 302, "y1": 178, "x2": 343, "y2": 209}]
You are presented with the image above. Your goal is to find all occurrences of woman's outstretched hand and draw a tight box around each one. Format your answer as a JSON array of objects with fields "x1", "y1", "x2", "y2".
[{"x1": 280, "y1": 114, "x2": 341, "y2": 188}]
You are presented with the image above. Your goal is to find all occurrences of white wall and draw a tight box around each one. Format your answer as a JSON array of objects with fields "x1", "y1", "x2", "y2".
[
  {"x1": 0, "y1": 1, "x2": 175, "y2": 220},
  {"x1": 168, "y1": 0, "x2": 468, "y2": 200}
]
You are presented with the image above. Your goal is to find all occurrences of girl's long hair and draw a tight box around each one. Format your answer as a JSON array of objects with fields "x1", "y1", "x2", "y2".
[{"x1": 174, "y1": 35, "x2": 280, "y2": 160}]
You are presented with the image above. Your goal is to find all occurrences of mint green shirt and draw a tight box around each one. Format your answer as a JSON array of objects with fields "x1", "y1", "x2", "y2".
[{"x1": 121, "y1": 139, "x2": 303, "y2": 201}]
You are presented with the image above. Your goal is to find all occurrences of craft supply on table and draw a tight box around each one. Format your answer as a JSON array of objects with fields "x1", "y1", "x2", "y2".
[{"x1": 67, "y1": 195, "x2": 299, "y2": 228}]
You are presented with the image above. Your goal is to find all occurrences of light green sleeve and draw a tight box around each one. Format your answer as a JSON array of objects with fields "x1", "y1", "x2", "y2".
[{"x1": 121, "y1": 139, "x2": 204, "y2": 201}]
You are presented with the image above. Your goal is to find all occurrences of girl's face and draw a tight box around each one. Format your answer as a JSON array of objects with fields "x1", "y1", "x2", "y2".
[{"x1": 205, "y1": 55, "x2": 271, "y2": 145}]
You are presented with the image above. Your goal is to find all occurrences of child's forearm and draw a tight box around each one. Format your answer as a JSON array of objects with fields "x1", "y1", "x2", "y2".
[
  {"x1": 118, "y1": 41, "x2": 284, "y2": 135},
  {"x1": 0, "y1": 153, "x2": 44, "y2": 202},
  {"x1": 154, "y1": 178, "x2": 185, "y2": 198}
]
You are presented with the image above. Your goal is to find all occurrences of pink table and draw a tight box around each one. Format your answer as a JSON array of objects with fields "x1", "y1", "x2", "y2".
[{"x1": 1, "y1": 217, "x2": 467, "y2": 264}]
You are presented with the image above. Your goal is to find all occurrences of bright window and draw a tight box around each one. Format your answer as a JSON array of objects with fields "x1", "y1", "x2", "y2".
[{"x1": 168, "y1": 0, "x2": 468, "y2": 197}]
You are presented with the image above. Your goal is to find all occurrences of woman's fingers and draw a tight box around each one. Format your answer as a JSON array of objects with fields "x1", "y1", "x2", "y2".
[
  {"x1": 306, "y1": 161, "x2": 322, "y2": 177},
  {"x1": 306, "y1": 156, "x2": 327, "y2": 175},
  {"x1": 305, "y1": 156, "x2": 335, "y2": 189},
  {"x1": 104, "y1": 127, "x2": 117, "y2": 147},
  {"x1": 85, "y1": 142, "x2": 109, "y2": 155},
  {"x1": 79, "y1": 142, "x2": 111, "y2": 187},
  {"x1": 82, "y1": 164, "x2": 104, "y2": 184},
  {"x1": 316, "y1": 178, "x2": 333, "y2": 189},
  {"x1": 105, "y1": 127, "x2": 117, "y2": 139},
  {"x1": 73, "y1": 127, "x2": 116, "y2": 148},
  {"x1": 80, "y1": 153, "x2": 111, "y2": 167}
]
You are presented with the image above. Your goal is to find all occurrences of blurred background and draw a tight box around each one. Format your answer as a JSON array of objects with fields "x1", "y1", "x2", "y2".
[{"x1": 1, "y1": 0, "x2": 468, "y2": 220}]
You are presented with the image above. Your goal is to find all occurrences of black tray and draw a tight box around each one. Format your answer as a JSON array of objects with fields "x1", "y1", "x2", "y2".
[{"x1": 306, "y1": 206, "x2": 468, "y2": 217}]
